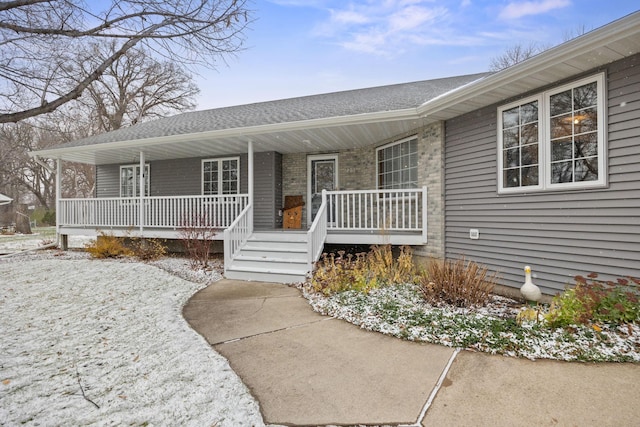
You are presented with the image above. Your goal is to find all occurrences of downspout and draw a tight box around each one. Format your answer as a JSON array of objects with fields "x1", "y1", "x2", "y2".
[{"x1": 0, "y1": 240, "x2": 60, "y2": 259}]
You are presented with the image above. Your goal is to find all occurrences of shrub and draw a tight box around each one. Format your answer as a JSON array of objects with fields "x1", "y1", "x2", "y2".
[
  {"x1": 312, "y1": 245, "x2": 417, "y2": 295},
  {"x1": 416, "y1": 257, "x2": 497, "y2": 308},
  {"x1": 85, "y1": 232, "x2": 133, "y2": 259},
  {"x1": 546, "y1": 273, "x2": 640, "y2": 327},
  {"x1": 178, "y1": 214, "x2": 220, "y2": 268},
  {"x1": 129, "y1": 237, "x2": 167, "y2": 261},
  {"x1": 41, "y1": 210, "x2": 56, "y2": 226}
]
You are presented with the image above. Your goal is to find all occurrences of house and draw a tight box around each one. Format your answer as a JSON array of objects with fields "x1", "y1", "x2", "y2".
[{"x1": 32, "y1": 12, "x2": 640, "y2": 292}]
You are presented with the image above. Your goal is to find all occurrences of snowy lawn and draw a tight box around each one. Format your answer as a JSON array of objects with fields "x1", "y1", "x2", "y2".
[
  {"x1": 302, "y1": 283, "x2": 640, "y2": 362},
  {"x1": 0, "y1": 253, "x2": 265, "y2": 426}
]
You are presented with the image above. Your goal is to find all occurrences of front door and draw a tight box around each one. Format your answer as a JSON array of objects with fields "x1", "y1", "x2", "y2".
[{"x1": 307, "y1": 155, "x2": 338, "y2": 226}]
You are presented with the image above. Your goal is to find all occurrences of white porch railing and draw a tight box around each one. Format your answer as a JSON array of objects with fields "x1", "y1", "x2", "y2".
[
  {"x1": 58, "y1": 195, "x2": 249, "y2": 229},
  {"x1": 307, "y1": 190, "x2": 328, "y2": 270},
  {"x1": 223, "y1": 203, "x2": 253, "y2": 273},
  {"x1": 325, "y1": 186, "x2": 427, "y2": 238}
]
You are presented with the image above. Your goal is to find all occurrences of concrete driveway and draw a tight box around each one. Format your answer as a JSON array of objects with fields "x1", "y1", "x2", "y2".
[{"x1": 183, "y1": 279, "x2": 640, "y2": 426}]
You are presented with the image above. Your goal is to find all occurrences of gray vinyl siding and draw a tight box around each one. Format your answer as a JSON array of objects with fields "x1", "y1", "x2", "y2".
[
  {"x1": 444, "y1": 53, "x2": 640, "y2": 294},
  {"x1": 254, "y1": 151, "x2": 283, "y2": 229},
  {"x1": 95, "y1": 152, "x2": 282, "y2": 228},
  {"x1": 95, "y1": 164, "x2": 120, "y2": 197},
  {"x1": 97, "y1": 155, "x2": 250, "y2": 198}
]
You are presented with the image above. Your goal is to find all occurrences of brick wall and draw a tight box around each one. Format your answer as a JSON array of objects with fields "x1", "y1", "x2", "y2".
[{"x1": 282, "y1": 121, "x2": 445, "y2": 258}]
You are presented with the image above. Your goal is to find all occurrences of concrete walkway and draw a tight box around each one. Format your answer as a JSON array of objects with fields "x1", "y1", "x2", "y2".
[{"x1": 183, "y1": 279, "x2": 640, "y2": 426}]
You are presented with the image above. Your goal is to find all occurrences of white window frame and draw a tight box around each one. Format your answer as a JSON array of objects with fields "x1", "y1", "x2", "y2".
[
  {"x1": 497, "y1": 73, "x2": 607, "y2": 194},
  {"x1": 119, "y1": 164, "x2": 149, "y2": 198},
  {"x1": 376, "y1": 135, "x2": 419, "y2": 190},
  {"x1": 201, "y1": 157, "x2": 241, "y2": 195}
]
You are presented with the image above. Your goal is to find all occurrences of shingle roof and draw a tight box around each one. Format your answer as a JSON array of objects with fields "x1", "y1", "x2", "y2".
[{"x1": 56, "y1": 72, "x2": 489, "y2": 149}]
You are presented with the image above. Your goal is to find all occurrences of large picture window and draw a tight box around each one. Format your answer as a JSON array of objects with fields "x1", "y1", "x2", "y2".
[
  {"x1": 377, "y1": 136, "x2": 418, "y2": 190},
  {"x1": 120, "y1": 164, "x2": 149, "y2": 197},
  {"x1": 498, "y1": 74, "x2": 605, "y2": 193},
  {"x1": 202, "y1": 157, "x2": 240, "y2": 195}
]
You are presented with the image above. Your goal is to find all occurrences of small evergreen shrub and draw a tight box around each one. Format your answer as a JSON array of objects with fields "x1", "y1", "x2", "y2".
[
  {"x1": 312, "y1": 245, "x2": 416, "y2": 295},
  {"x1": 417, "y1": 257, "x2": 497, "y2": 308},
  {"x1": 85, "y1": 232, "x2": 133, "y2": 259},
  {"x1": 546, "y1": 273, "x2": 640, "y2": 327}
]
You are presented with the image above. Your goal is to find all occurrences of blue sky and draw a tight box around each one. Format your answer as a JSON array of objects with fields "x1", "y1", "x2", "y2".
[{"x1": 195, "y1": 0, "x2": 639, "y2": 109}]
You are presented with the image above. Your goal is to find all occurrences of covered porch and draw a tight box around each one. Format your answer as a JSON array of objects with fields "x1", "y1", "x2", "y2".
[
  {"x1": 56, "y1": 187, "x2": 428, "y2": 245},
  {"x1": 56, "y1": 184, "x2": 427, "y2": 283},
  {"x1": 31, "y1": 90, "x2": 444, "y2": 282}
]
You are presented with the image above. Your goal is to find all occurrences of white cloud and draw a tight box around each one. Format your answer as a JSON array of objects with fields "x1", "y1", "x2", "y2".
[
  {"x1": 388, "y1": 5, "x2": 447, "y2": 32},
  {"x1": 499, "y1": 0, "x2": 571, "y2": 20},
  {"x1": 313, "y1": 1, "x2": 456, "y2": 55},
  {"x1": 330, "y1": 8, "x2": 371, "y2": 25}
]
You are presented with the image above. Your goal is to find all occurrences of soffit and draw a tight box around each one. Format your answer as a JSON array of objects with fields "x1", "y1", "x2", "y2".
[{"x1": 41, "y1": 115, "x2": 428, "y2": 164}]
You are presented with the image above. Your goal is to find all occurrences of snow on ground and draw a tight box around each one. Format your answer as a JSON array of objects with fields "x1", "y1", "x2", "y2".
[{"x1": 0, "y1": 252, "x2": 265, "y2": 426}]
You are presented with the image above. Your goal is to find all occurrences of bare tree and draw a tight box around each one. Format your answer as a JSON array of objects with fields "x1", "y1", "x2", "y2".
[
  {"x1": 0, "y1": 0, "x2": 250, "y2": 123},
  {"x1": 79, "y1": 42, "x2": 200, "y2": 132},
  {"x1": 563, "y1": 24, "x2": 591, "y2": 42},
  {"x1": 0, "y1": 122, "x2": 57, "y2": 210},
  {"x1": 488, "y1": 42, "x2": 543, "y2": 71},
  {"x1": 489, "y1": 24, "x2": 591, "y2": 72},
  {"x1": 0, "y1": 43, "x2": 201, "y2": 205}
]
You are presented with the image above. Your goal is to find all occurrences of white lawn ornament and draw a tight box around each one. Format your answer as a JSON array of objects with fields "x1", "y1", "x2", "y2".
[{"x1": 521, "y1": 265, "x2": 542, "y2": 302}]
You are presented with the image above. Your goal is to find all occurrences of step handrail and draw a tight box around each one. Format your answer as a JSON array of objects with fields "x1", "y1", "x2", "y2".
[
  {"x1": 223, "y1": 202, "x2": 253, "y2": 274},
  {"x1": 307, "y1": 190, "x2": 328, "y2": 271}
]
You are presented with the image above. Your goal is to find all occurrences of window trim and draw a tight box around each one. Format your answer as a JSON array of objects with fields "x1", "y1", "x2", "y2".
[
  {"x1": 375, "y1": 135, "x2": 419, "y2": 190},
  {"x1": 201, "y1": 156, "x2": 241, "y2": 195},
  {"x1": 497, "y1": 73, "x2": 607, "y2": 194},
  {"x1": 119, "y1": 164, "x2": 150, "y2": 198}
]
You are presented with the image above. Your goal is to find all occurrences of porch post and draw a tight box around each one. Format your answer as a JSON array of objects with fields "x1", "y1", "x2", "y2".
[
  {"x1": 422, "y1": 186, "x2": 428, "y2": 243},
  {"x1": 248, "y1": 139, "x2": 254, "y2": 206},
  {"x1": 55, "y1": 158, "x2": 61, "y2": 235},
  {"x1": 55, "y1": 158, "x2": 67, "y2": 249},
  {"x1": 139, "y1": 151, "x2": 145, "y2": 232}
]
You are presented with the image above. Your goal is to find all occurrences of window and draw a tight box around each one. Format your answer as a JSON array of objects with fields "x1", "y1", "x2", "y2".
[
  {"x1": 202, "y1": 157, "x2": 240, "y2": 195},
  {"x1": 498, "y1": 74, "x2": 605, "y2": 193},
  {"x1": 377, "y1": 136, "x2": 418, "y2": 190},
  {"x1": 120, "y1": 164, "x2": 149, "y2": 197}
]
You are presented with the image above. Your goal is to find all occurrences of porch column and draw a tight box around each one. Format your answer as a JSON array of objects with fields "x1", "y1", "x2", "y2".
[
  {"x1": 248, "y1": 139, "x2": 254, "y2": 206},
  {"x1": 56, "y1": 158, "x2": 68, "y2": 250},
  {"x1": 139, "y1": 151, "x2": 145, "y2": 232},
  {"x1": 55, "y1": 158, "x2": 61, "y2": 235}
]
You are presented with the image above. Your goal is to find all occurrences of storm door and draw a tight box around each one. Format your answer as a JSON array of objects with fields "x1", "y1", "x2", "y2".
[{"x1": 307, "y1": 155, "x2": 338, "y2": 226}]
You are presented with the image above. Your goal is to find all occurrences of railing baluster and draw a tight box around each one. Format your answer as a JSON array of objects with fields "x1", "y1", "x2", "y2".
[{"x1": 58, "y1": 189, "x2": 426, "y2": 240}]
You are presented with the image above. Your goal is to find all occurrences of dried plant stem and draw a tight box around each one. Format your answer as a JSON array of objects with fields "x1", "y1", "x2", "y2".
[{"x1": 75, "y1": 365, "x2": 99, "y2": 409}]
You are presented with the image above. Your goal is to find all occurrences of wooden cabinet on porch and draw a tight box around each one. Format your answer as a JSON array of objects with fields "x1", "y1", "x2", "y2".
[{"x1": 283, "y1": 195, "x2": 304, "y2": 229}]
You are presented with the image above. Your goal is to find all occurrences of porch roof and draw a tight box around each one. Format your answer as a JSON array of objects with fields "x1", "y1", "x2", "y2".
[
  {"x1": 30, "y1": 73, "x2": 488, "y2": 165},
  {"x1": 31, "y1": 11, "x2": 640, "y2": 166}
]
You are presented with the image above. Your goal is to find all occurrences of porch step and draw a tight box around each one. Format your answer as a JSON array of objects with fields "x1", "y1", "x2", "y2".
[{"x1": 224, "y1": 231, "x2": 311, "y2": 284}]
